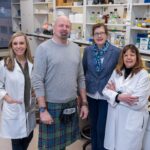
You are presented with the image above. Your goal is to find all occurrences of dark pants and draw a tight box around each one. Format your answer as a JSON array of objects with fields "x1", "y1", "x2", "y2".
[
  {"x1": 88, "y1": 96, "x2": 108, "y2": 150},
  {"x1": 11, "y1": 131, "x2": 33, "y2": 150}
]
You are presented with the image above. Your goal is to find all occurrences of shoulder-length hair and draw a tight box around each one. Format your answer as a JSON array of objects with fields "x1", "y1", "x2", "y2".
[
  {"x1": 4, "y1": 32, "x2": 33, "y2": 71},
  {"x1": 116, "y1": 44, "x2": 144, "y2": 77}
]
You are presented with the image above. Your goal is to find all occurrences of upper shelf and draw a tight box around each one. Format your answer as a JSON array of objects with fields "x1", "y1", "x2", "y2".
[
  {"x1": 139, "y1": 50, "x2": 150, "y2": 55},
  {"x1": 56, "y1": 6, "x2": 83, "y2": 9},
  {"x1": 86, "y1": 23, "x2": 128, "y2": 26},
  {"x1": 33, "y1": 2, "x2": 53, "y2": 4},
  {"x1": 132, "y1": 3, "x2": 150, "y2": 6},
  {"x1": 86, "y1": 4, "x2": 127, "y2": 7},
  {"x1": 131, "y1": 27, "x2": 150, "y2": 31}
]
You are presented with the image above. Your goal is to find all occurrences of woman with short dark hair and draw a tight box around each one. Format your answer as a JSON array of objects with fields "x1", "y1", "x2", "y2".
[{"x1": 82, "y1": 23, "x2": 120, "y2": 150}]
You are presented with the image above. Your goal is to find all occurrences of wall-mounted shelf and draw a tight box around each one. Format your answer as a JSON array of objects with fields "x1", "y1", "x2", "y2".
[{"x1": 11, "y1": 0, "x2": 150, "y2": 56}]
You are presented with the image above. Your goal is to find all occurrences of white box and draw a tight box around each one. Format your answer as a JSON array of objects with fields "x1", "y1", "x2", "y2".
[
  {"x1": 140, "y1": 38, "x2": 149, "y2": 50},
  {"x1": 140, "y1": 38, "x2": 149, "y2": 45}
]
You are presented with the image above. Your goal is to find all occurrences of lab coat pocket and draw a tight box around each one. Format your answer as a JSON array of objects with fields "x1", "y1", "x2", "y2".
[
  {"x1": 3, "y1": 103, "x2": 20, "y2": 119},
  {"x1": 125, "y1": 110, "x2": 144, "y2": 132}
]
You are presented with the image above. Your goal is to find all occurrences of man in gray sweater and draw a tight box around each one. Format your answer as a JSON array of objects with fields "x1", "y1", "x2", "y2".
[{"x1": 32, "y1": 15, "x2": 88, "y2": 150}]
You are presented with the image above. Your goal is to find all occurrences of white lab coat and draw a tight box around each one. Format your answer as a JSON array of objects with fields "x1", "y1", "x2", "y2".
[
  {"x1": 143, "y1": 116, "x2": 150, "y2": 150},
  {"x1": 0, "y1": 59, "x2": 36, "y2": 139},
  {"x1": 102, "y1": 69, "x2": 150, "y2": 150}
]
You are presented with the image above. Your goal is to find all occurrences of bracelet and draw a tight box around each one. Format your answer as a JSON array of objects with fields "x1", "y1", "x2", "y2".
[{"x1": 81, "y1": 101, "x2": 88, "y2": 107}]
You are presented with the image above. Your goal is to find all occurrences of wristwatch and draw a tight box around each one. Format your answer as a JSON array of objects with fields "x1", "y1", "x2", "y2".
[{"x1": 39, "y1": 107, "x2": 46, "y2": 113}]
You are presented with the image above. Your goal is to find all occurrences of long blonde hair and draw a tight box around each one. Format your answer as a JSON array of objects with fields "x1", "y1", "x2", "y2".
[{"x1": 4, "y1": 32, "x2": 33, "y2": 71}]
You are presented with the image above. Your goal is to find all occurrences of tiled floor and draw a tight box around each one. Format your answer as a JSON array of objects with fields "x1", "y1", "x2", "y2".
[{"x1": 0, "y1": 124, "x2": 91, "y2": 150}]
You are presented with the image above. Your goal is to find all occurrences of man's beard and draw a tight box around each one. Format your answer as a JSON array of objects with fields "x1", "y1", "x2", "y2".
[{"x1": 60, "y1": 32, "x2": 69, "y2": 40}]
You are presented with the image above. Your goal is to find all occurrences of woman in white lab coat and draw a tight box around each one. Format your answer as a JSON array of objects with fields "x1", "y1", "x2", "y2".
[
  {"x1": 0, "y1": 32, "x2": 36, "y2": 150},
  {"x1": 102, "y1": 44, "x2": 150, "y2": 150}
]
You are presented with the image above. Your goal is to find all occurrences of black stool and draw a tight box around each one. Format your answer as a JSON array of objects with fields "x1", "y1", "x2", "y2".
[{"x1": 80, "y1": 125, "x2": 91, "y2": 150}]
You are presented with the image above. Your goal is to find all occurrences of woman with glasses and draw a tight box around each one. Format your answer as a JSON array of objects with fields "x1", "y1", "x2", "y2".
[{"x1": 82, "y1": 23, "x2": 120, "y2": 150}]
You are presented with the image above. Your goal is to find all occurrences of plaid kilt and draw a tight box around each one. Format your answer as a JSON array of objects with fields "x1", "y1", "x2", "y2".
[{"x1": 38, "y1": 100, "x2": 80, "y2": 150}]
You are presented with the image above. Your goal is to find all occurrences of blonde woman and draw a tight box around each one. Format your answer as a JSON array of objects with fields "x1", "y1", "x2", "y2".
[{"x1": 0, "y1": 32, "x2": 36, "y2": 150}]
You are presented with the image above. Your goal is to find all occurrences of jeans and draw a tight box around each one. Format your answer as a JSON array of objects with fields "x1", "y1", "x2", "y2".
[
  {"x1": 88, "y1": 96, "x2": 108, "y2": 150},
  {"x1": 11, "y1": 131, "x2": 33, "y2": 150}
]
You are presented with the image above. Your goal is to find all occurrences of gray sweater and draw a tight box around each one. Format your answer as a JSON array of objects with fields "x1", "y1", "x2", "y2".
[{"x1": 32, "y1": 39, "x2": 85, "y2": 103}]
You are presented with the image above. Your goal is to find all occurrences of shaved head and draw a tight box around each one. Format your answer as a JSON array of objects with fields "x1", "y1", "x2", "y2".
[
  {"x1": 54, "y1": 15, "x2": 71, "y2": 27},
  {"x1": 53, "y1": 15, "x2": 71, "y2": 43}
]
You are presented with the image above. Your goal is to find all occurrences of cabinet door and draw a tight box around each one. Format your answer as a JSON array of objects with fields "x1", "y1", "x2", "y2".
[
  {"x1": 27, "y1": 36, "x2": 39, "y2": 56},
  {"x1": 20, "y1": 0, "x2": 34, "y2": 33}
]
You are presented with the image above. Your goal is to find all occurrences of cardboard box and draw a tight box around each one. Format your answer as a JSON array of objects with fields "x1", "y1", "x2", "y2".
[{"x1": 56, "y1": 0, "x2": 73, "y2": 6}]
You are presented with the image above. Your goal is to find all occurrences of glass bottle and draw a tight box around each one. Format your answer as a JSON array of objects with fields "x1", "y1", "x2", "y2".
[
  {"x1": 134, "y1": 18, "x2": 138, "y2": 26},
  {"x1": 108, "y1": 12, "x2": 113, "y2": 23},
  {"x1": 90, "y1": 11, "x2": 96, "y2": 23},
  {"x1": 96, "y1": 12, "x2": 102, "y2": 23},
  {"x1": 113, "y1": 8, "x2": 119, "y2": 23},
  {"x1": 137, "y1": 18, "x2": 142, "y2": 27},
  {"x1": 76, "y1": 26, "x2": 82, "y2": 40},
  {"x1": 119, "y1": 36, "x2": 125, "y2": 47},
  {"x1": 142, "y1": 18, "x2": 146, "y2": 28}
]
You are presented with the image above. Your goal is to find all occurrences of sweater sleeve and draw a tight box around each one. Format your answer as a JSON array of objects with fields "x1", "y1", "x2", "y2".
[
  {"x1": 77, "y1": 50, "x2": 86, "y2": 90},
  {"x1": 77, "y1": 48, "x2": 85, "y2": 90},
  {"x1": 31, "y1": 45, "x2": 47, "y2": 98}
]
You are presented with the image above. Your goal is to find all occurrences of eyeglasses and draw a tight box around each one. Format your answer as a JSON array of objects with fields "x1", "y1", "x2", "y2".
[{"x1": 94, "y1": 32, "x2": 106, "y2": 37}]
